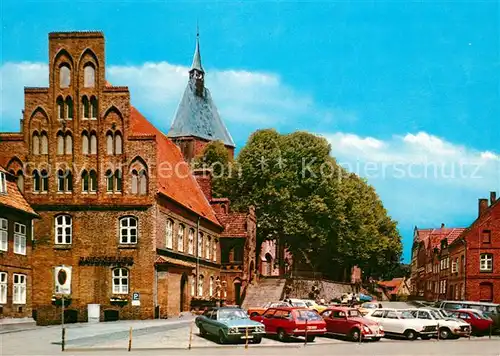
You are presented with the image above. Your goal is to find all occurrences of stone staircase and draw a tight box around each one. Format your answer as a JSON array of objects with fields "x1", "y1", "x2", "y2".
[{"x1": 241, "y1": 277, "x2": 287, "y2": 309}]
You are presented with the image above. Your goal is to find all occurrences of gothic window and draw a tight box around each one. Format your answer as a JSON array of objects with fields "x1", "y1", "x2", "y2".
[
  {"x1": 82, "y1": 96, "x2": 90, "y2": 119},
  {"x1": 60, "y1": 65, "x2": 71, "y2": 88},
  {"x1": 106, "y1": 169, "x2": 114, "y2": 192},
  {"x1": 190, "y1": 275, "x2": 195, "y2": 297},
  {"x1": 32, "y1": 170, "x2": 40, "y2": 192},
  {"x1": 32, "y1": 132, "x2": 40, "y2": 155},
  {"x1": 89, "y1": 170, "x2": 97, "y2": 192},
  {"x1": 177, "y1": 224, "x2": 184, "y2": 252},
  {"x1": 81, "y1": 170, "x2": 89, "y2": 192},
  {"x1": 65, "y1": 134, "x2": 73, "y2": 155},
  {"x1": 209, "y1": 276, "x2": 214, "y2": 297},
  {"x1": 57, "y1": 169, "x2": 72, "y2": 192},
  {"x1": 82, "y1": 132, "x2": 89, "y2": 154},
  {"x1": 57, "y1": 132, "x2": 64, "y2": 155},
  {"x1": 138, "y1": 170, "x2": 147, "y2": 195},
  {"x1": 115, "y1": 132, "x2": 123, "y2": 154},
  {"x1": 213, "y1": 239, "x2": 218, "y2": 262},
  {"x1": 40, "y1": 132, "x2": 48, "y2": 155},
  {"x1": 40, "y1": 169, "x2": 48, "y2": 192},
  {"x1": 131, "y1": 170, "x2": 138, "y2": 194},
  {"x1": 198, "y1": 232, "x2": 203, "y2": 258},
  {"x1": 106, "y1": 132, "x2": 113, "y2": 155},
  {"x1": 90, "y1": 96, "x2": 98, "y2": 119},
  {"x1": 57, "y1": 96, "x2": 64, "y2": 119},
  {"x1": 188, "y1": 228, "x2": 194, "y2": 255},
  {"x1": 198, "y1": 275, "x2": 204, "y2": 297},
  {"x1": 65, "y1": 97, "x2": 73, "y2": 119},
  {"x1": 90, "y1": 132, "x2": 97, "y2": 154},
  {"x1": 165, "y1": 219, "x2": 173, "y2": 249},
  {"x1": 115, "y1": 170, "x2": 122, "y2": 192},
  {"x1": 84, "y1": 64, "x2": 95, "y2": 88},
  {"x1": 16, "y1": 170, "x2": 24, "y2": 192},
  {"x1": 206, "y1": 236, "x2": 211, "y2": 260}
]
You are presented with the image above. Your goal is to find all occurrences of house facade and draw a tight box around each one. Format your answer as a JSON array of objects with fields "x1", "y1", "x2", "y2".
[{"x1": 0, "y1": 167, "x2": 38, "y2": 318}]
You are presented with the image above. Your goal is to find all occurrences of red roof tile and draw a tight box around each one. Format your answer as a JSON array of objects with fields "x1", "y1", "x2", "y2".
[
  {"x1": 378, "y1": 278, "x2": 404, "y2": 295},
  {"x1": 216, "y1": 212, "x2": 248, "y2": 237},
  {"x1": 0, "y1": 167, "x2": 37, "y2": 217},
  {"x1": 129, "y1": 107, "x2": 220, "y2": 228},
  {"x1": 416, "y1": 227, "x2": 466, "y2": 250}
]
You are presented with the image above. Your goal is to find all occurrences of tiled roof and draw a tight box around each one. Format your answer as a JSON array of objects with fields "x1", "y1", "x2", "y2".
[
  {"x1": 415, "y1": 227, "x2": 466, "y2": 250},
  {"x1": 130, "y1": 107, "x2": 221, "y2": 228},
  {"x1": 216, "y1": 212, "x2": 248, "y2": 238},
  {"x1": 378, "y1": 278, "x2": 404, "y2": 295},
  {"x1": 0, "y1": 167, "x2": 37, "y2": 217},
  {"x1": 155, "y1": 256, "x2": 195, "y2": 269},
  {"x1": 168, "y1": 81, "x2": 235, "y2": 147}
]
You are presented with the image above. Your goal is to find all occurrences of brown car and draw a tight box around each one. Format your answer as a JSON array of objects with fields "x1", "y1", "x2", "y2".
[{"x1": 247, "y1": 301, "x2": 291, "y2": 317}]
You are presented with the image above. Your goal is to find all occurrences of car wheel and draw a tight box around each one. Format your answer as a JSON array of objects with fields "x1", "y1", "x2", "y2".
[
  {"x1": 349, "y1": 328, "x2": 361, "y2": 342},
  {"x1": 277, "y1": 328, "x2": 288, "y2": 342},
  {"x1": 218, "y1": 331, "x2": 227, "y2": 344},
  {"x1": 199, "y1": 325, "x2": 207, "y2": 337},
  {"x1": 439, "y1": 328, "x2": 451, "y2": 340},
  {"x1": 306, "y1": 335, "x2": 316, "y2": 342},
  {"x1": 253, "y1": 337, "x2": 262, "y2": 344},
  {"x1": 421, "y1": 335, "x2": 431, "y2": 340},
  {"x1": 404, "y1": 329, "x2": 417, "y2": 341}
]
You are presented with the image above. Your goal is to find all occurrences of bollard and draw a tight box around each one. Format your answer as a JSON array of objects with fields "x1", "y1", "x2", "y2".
[
  {"x1": 128, "y1": 327, "x2": 132, "y2": 352},
  {"x1": 245, "y1": 327, "x2": 249, "y2": 349},
  {"x1": 61, "y1": 327, "x2": 66, "y2": 351},
  {"x1": 304, "y1": 319, "x2": 308, "y2": 346},
  {"x1": 188, "y1": 320, "x2": 194, "y2": 350}
]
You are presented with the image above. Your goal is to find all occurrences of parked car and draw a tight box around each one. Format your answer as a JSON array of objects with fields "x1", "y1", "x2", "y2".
[
  {"x1": 246, "y1": 301, "x2": 291, "y2": 317},
  {"x1": 250, "y1": 307, "x2": 326, "y2": 342},
  {"x1": 405, "y1": 308, "x2": 471, "y2": 339},
  {"x1": 358, "y1": 302, "x2": 382, "y2": 316},
  {"x1": 302, "y1": 299, "x2": 328, "y2": 313},
  {"x1": 284, "y1": 298, "x2": 309, "y2": 308},
  {"x1": 364, "y1": 308, "x2": 438, "y2": 340},
  {"x1": 320, "y1": 307, "x2": 384, "y2": 341},
  {"x1": 195, "y1": 307, "x2": 266, "y2": 344},
  {"x1": 447, "y1": 309, "x2": 494, "y2": 335}
]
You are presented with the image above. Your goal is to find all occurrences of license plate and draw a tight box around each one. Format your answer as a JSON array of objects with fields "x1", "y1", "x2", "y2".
[
  {"x1": 307, "y1": 326, "x2": 317, "y2": 330},
  {"x1": 241, "y1": 335, "x2": 254, "y2": 339}
]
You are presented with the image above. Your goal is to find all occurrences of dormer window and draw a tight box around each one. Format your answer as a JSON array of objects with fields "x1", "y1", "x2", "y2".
[
  {"x1": 84, "y1": 64, "x2": 95, "y2": 88},
  {"x1": 0, "y1": 172, "x2": 6, "y2": 193},
  {"x1": 60, "y1": 65, "x2": 71, "y2": 88}
]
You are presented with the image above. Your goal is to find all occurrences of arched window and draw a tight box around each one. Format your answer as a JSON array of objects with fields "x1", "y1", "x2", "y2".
[
  {"x1": 106, "y1": 169, "x2": 114, "y2": 192},
  {"x1": 82, "y1": 132, "x2": 89, "y2": 154},
  {"x1": 57, "y1": 96, "x2": 64, "y2": 119},
  {"x1": 112, "y1": 268, "x2": 129, "y2": 294},
  {"x1": 188, "y1": 228, "x2": 194, "y2": 254},
  {"x1": 209, "y1": 276, "x2": 214, "y2": 297},
  {"x1": 41, "y1": 169, "x2": 48, "y2": 192},
  {"x1": 206, "y1": 236, "x2": 211, "y2": 260},
  {"x1": 60, "y1": 65, "x2": 71, "y2": 88},
  {"x1": 198, "y1": 232, "x2": 203, "y2": 258},
  {"x1": 138, "y1": 170, "x2": 147, "y2": 195},
  {"x1": 115, "y1": 170, "x2": 122, "y2": 192},
  {"x1": 57, "y1": 169, "x2": 72, "y2": 192},
  {"x1": 119, "y1": 216, "x2": 138, "y2": 244},
  {"x1": 90, "y1": 132, "x2": 97, "y2": 154},
  {"x1": 89, "y1": 170, "x2": 97, "y2": 192},
  {"x1": 32, "y1": 132, "x2": 40, "y2": 155},
  {"x1": 40, "y1": 132, "x2": 48, "y2": 155},
  {"x1": 90, "y1": 96, "x2": 98, "y2": 119},
  {"x1": 65, "y1": 134, "x2": 73, "y2": 155},
  {"x1": 166, "y1": 219, "x2": 173, "y2": 249},
  {"x1": 265, "y1": 253, "x2": 273, "y2": 276},
  {"x1": 115, "y1": 132, "x2": 122, "y2": 155},
  {"x1": 81, "y1": 170, "x2": 89, "y2": 192},
  {"x1": 32, "y1": 170, "x2": 40, "y2": 192},
  {"x1": 131, "y1": 170, "x2": 138, "y2": 194},
  {"x1": 177, "y1": 224, "x2": 184, "y2": 252},
  {"x1": 16, "y1": 170, "x2": 24, "y2": 192},
  {"x1": 82, "y1": 96, "x2": 90, "y2": 119},
  {"x1": 213, "y1": 239, "x2": 218, "y2": 262},
  {"x1": 65, "y1": 97, "x2": 73, "y2": 119},
  {"x1": 84, "y1": 64, "x2": 95, "y2": 88},
  {"x1": 198, "y1": 275, "x2": 204, "y2": 297},
  {"x1": 57, "y1": 132, "x2": 64, "y2": 155},
  {"x1": 55, "y1": 215, "x2": 72, "y2": 244},
  {"x1": 190, "y1": 275, "x2": 195, "y2": 297},
  {"x1": 106, "y1": 132, "x2": 113, "y2": 155}
]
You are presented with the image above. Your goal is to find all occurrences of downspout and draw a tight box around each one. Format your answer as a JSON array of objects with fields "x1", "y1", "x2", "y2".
[{"x1": 196, "y1": 217, "x2": 200, "y2": 297}]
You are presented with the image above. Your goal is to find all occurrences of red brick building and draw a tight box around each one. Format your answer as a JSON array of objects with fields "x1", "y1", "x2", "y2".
[
  {"x1": 0, "y1": 31, "x2": 255, "y2": 324},
  {"x1": 0, "y1": 167, "x2": 39, "y2": 318},
  {"x1": 410, "y1": 192, "x2": 500, "y2": 304}
]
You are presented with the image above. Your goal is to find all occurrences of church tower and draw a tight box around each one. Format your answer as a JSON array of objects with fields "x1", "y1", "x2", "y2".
[{"x1": 168, "y1": 32, "x2": 235, "y2": 162}]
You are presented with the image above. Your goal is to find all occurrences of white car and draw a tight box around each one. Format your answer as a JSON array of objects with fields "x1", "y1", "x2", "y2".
[
  {"x1": 404, "y1": 308, "x2": 471, "y2": 339},
  {"x1": 364, "y1": 308, "x2": 437, "y2": 340}
]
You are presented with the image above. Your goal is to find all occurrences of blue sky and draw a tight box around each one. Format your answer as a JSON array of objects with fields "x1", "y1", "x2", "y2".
[{"x1": 1, "y1": 0, "x2": 499, "y2": 262}]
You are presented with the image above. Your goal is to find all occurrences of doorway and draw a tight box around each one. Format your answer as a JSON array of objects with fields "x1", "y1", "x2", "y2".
[{"x1": 180, "y1": 273, "x2": 188, "y2": 312}]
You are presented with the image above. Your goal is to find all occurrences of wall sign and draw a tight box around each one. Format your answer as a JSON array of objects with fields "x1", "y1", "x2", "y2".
[{"x1": 79, "y1": 256, "x2": 134, "y2": 266}]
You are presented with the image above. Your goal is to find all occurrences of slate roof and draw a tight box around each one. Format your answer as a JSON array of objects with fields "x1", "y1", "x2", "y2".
[
  {"x1": 168, "y1": 81, "x2": 235, "y2": 147},
  {"x1": 130, "y1": 106, "x2": 221, "y2": 228},
  {"x1": 191, "y1": 35, "x2": 203, "y2": 72},
  {"x1": 0, "y1": 166, "x2": 38, "y2": 217}
]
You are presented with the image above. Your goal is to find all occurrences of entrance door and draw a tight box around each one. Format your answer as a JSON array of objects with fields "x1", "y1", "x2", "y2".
[
  {"x1": 234, "y1": 281, "x2": 241, "y2": 306},
  {"x1": 180, "y1": 273, "x2": 188, "y2": 312}
]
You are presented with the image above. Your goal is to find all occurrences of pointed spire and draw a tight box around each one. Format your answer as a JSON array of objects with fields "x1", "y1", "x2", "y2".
[{"x1": 190, "y1": 24, "x2": 204, "y2": 73}]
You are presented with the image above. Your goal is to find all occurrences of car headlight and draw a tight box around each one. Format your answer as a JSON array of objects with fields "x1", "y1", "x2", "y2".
[
  {"x1": 228, "y1": 327, "x2": 238, "y2": 334},
  {"x1": 378, "y1": 325, "x2": 384, "y2": 331},
  {"x1": 363, "y1": 326, "x2": 371, "y2": 332}
]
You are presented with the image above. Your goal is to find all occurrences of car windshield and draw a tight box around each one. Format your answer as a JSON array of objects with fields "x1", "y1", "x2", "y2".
[
  {"x1": 291, "y1": 301, "x2": 307, "y2": 308},
  {"x1": 347, "y1": 310, "x2": 361, "y2": 317},
  {"x1": 445, "y1": 303, "x2": 463, "y2": 310},
  {"x1": 363, "y1": 303, "x2": 378, "y2": 309},
  {"x1": 438, "y1": 310, "x2": 450, "y2": 318},
  {"x1": 430, "y1": 310, "x2": 443, "y2": 319},
  {"x1": 399, "y1": 311, "x2": 415, "y2": 319},
  {"x1": 296, "y1": 310, "x2": 322, "y2": 321},
  {"x1": 218, "y1": 309, "x2": 248, "y2": 320},
  {"x1": 305, "y1": 301, "x2": 314, "y2": 307}
]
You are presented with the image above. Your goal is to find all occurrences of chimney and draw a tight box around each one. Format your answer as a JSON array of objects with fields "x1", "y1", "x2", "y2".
[
  {"x1": 441, "y1": 223, "x2": 445, "y2": 229},
  {"x1": 193, "y1": 168, "x2": 212, "y2": 201},
  {"x1": 490, "y1": 191, "x2": 497, "y2": 205},
  {"x1": 478, "y1": 198, "x2": 489, "y2": 217}
]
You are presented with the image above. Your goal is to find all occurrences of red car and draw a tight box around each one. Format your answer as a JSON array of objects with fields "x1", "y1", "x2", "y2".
[
  {"x1": 250, "y1": 307, "x2": 326, "y2": 342},
  {"x1": 448, "y1": 309, "x2": 494, "y2": 335},
  {"x1": 320, "y1": 307, "x2": 384, "y2": 341}
]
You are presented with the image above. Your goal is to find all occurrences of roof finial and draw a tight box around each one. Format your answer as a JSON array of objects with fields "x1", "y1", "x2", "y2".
[{"x1": 191, "y1": 22, "x2": 204, "y2": 73}]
